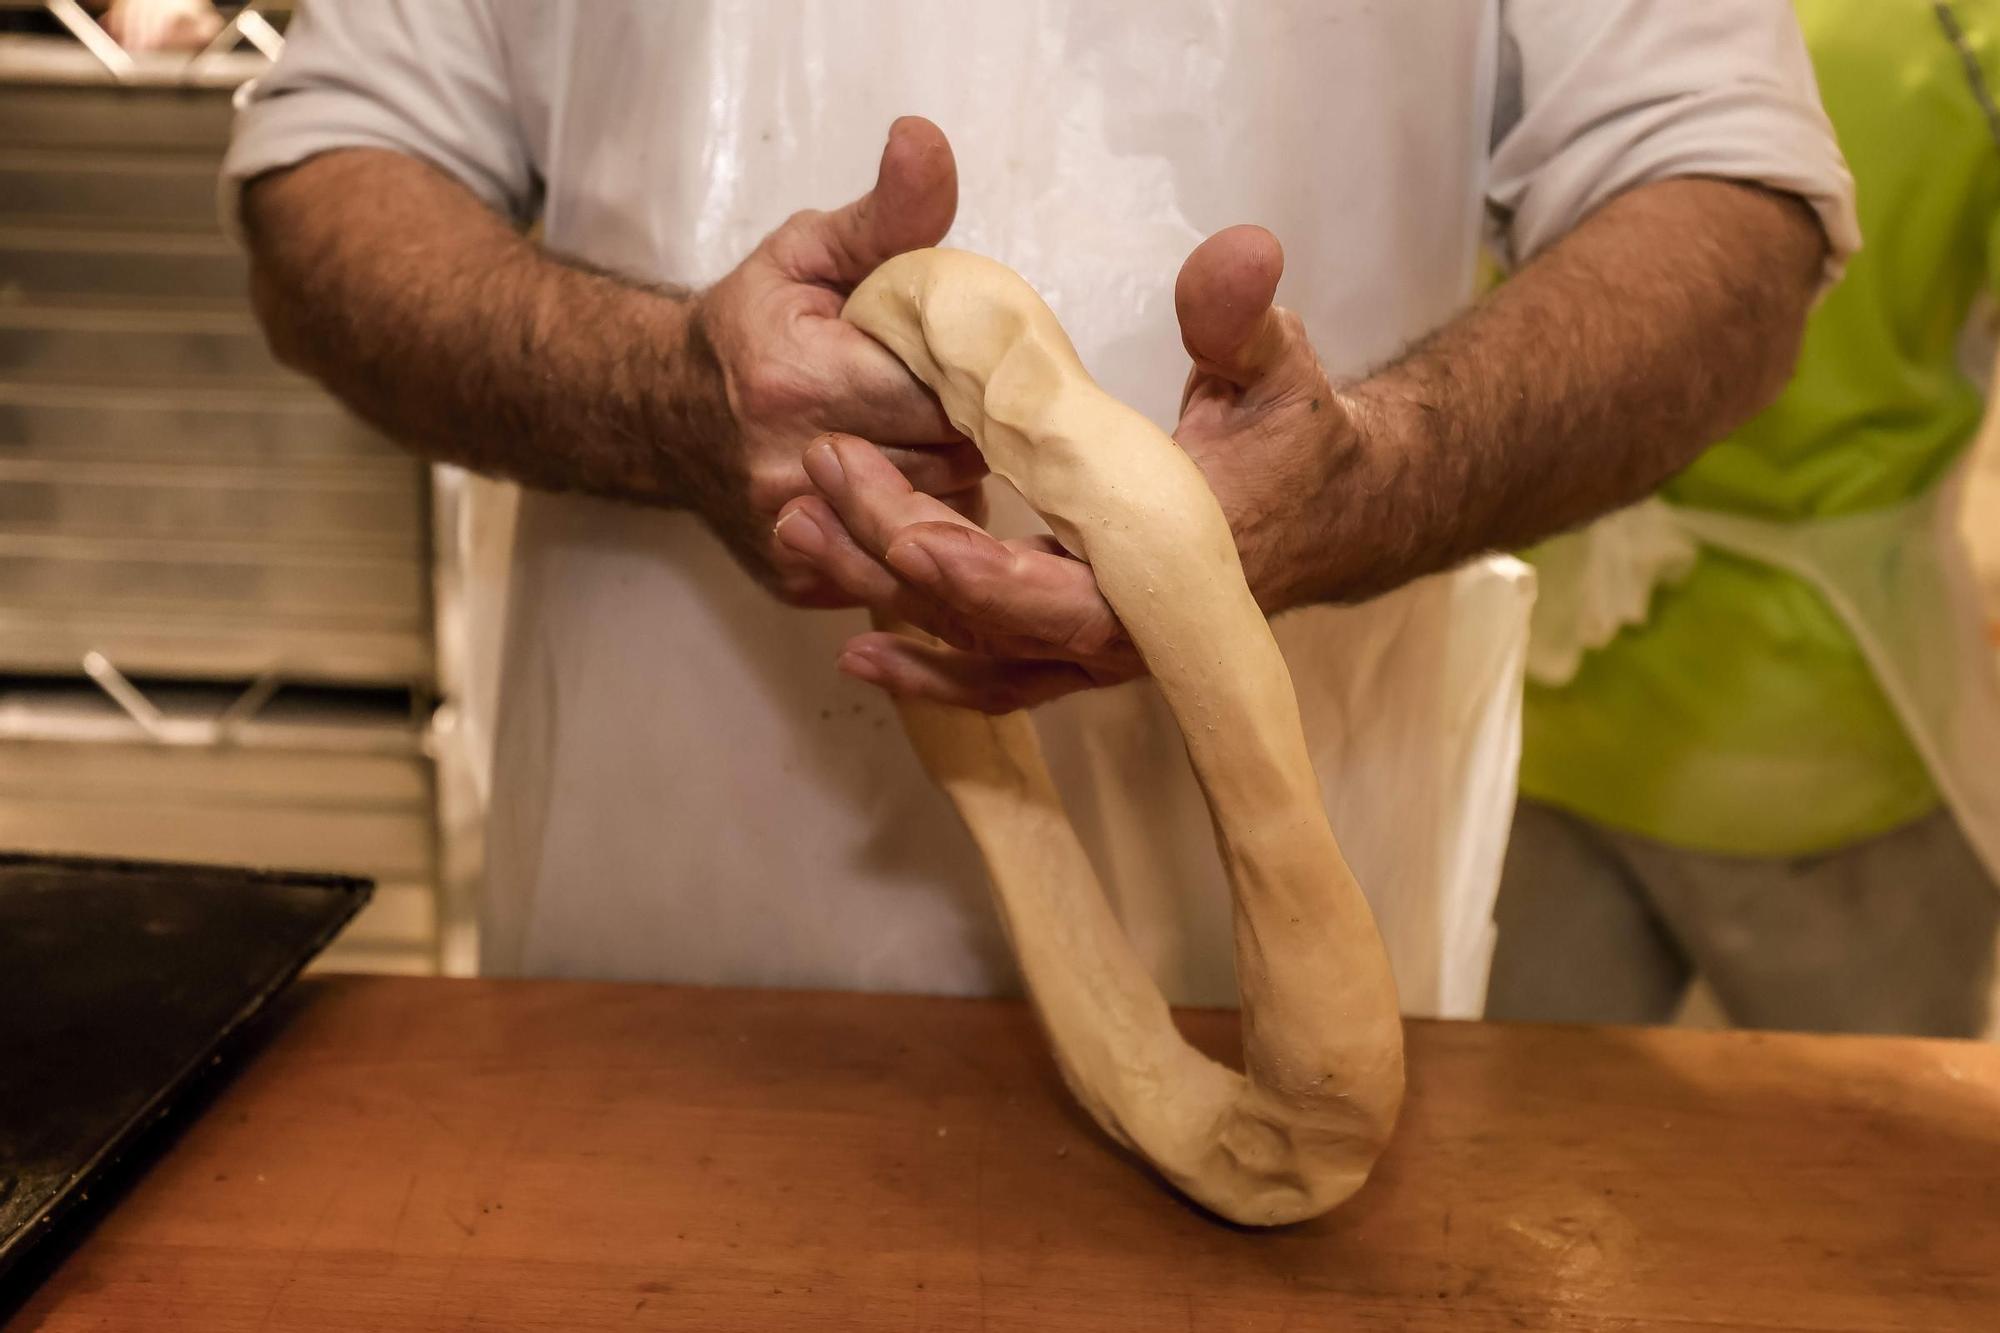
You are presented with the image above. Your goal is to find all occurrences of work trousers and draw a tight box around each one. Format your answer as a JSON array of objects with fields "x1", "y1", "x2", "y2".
[{"x1": 1485, "y1": 800, "x2": 2000, "y2": 1037}]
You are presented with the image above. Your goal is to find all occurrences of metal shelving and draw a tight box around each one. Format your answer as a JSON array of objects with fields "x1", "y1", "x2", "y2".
[{"x1": 0, "y1": 18, "x2": 454, "y2": 974}]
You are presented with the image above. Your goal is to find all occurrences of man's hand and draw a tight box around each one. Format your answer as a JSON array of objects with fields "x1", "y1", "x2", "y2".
[
  {"x1": 695, "y1": 117, "x2": 987, "y2": 604},
  {"x1": 240, "y1": 116, "x2": 980, "y2": 607},
  {"x1": 773, "y1": 225, "x2": 1346, "y2": 710}
]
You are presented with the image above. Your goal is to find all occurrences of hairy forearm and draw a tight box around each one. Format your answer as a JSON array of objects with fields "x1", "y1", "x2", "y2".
[
  {"x1": 241, "y1": 148, "x2": 732, "y2": 509},
  {"x1": 1315, "y1": 177, "x2": 1825, "y2": 601}
]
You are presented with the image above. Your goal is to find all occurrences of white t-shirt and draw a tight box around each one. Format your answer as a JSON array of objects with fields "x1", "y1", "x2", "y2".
[{"x1": 224, "y1": 1, "x2": 1857, "y2": 1010}]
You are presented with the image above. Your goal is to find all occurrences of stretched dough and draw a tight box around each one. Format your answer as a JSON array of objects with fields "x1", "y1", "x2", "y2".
[{"x1": 844, "y1": 248, "x2": 1403, "y2": 1225}]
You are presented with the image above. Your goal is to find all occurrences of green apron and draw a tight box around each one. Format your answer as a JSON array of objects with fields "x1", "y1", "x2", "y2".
[{"x1": 1522, "y1": 0, "x2": 2000, "y2": 859}]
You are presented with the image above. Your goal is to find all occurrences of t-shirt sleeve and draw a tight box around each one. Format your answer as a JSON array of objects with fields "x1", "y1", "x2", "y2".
[
  {"x1": 1488, "y1": 0, "x2": 1860, "y2": 291},
  {"x1": 220, "y1": 0, "x2": 537, "y2": 239}
]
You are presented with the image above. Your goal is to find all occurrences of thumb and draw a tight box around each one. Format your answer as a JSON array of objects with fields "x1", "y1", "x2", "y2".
[
  {"x1": 1174, "y1": 224, "x2": 1291, "y2": 387},
  {"x1": 804, "y1": 116, "x2": 958, "y2": 288}
]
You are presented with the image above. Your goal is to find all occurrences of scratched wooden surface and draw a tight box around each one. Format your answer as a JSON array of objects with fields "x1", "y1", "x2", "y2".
[{"x1": 10, "y1": 975, "x2": 1999, "y2": 1331}]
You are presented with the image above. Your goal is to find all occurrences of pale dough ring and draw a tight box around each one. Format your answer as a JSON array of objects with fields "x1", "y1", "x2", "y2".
[{"x1": 843, "y1": 248, "x2": 1404, "y2": 1226}]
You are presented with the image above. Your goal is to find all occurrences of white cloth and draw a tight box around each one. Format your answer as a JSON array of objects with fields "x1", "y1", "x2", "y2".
[
  {"x1": 223, "y1": 0, "x2": 1857, "y2": 1012},
  {"x1": 1525, "y1": 499, "x2": 1699, "y2": 688}
]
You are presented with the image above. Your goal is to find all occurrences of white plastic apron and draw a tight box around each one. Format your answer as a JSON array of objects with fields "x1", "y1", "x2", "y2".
[
  {"x1": 1530, "y1": 465, "x2": 2000, "y2": 888},
  {"x1": 475, "y1": 0, "x2": 1531, "y2": 1015}
]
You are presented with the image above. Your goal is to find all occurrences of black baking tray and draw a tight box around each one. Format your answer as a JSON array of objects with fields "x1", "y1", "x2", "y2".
[{"x1": 0, "y1": 852, "x2": 371, "y2": 1282}]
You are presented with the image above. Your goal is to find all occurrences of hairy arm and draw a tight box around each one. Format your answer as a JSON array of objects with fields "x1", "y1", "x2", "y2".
[
  {"x1": 239, "y1": 123, "x2": 972, "y2": 604},
  {"x1": 242, "y1": 147, "x2": 719, "y2": 508},
  {"x1": 1306, "y1": 176, "x2": 1825, "y2": 603}
]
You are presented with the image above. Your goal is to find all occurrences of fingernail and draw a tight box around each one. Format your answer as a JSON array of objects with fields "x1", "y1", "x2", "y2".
[
  {"x1": 773, "y1": 507, "x2": 823, "y2": 555},
  {"x1": 803, "y1": 439, "x2": 845, "y2": 491},
  {"x1": 838, "y1": 650, "x2": 884, "y2": 684},
  {"x1": 886, "y1": 541, "x2": 940, "y2": 586}
]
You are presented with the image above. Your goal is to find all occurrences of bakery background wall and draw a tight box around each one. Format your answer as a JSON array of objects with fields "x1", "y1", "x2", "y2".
[{"x1": 0, "y1": 3, "x2": 492, "y2": 976}]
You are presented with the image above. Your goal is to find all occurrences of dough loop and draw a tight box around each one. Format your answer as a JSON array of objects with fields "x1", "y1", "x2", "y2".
[{"x1": 845, "y1": 248, "x2": 1404, "y2": 1225}]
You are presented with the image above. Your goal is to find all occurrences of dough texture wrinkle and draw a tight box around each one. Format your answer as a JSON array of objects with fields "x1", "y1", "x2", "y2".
[{"x1": 844, "y1": 248, "x2": 1404, "y2": 1225}]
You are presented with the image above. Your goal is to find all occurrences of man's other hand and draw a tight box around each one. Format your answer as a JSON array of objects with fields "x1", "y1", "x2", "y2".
[
  {"x1": 694, "y1": 116, "x2": 986, "y2": 606},
  {"x1": 774, "y1": 225, "x2": 1359, "y2": 712}
]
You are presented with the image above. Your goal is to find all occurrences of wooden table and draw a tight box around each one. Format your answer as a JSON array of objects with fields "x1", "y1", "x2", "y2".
[{"x1": 10, "y1": 976, "x2": 1999, "y2": 1331}]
